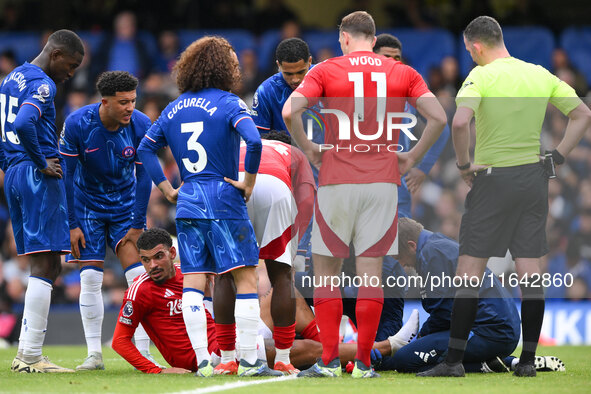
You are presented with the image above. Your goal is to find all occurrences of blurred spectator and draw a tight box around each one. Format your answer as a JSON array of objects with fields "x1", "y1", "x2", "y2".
[
  {"x1": 64, "y1": 41, "x2": 96, "y2": 96},
  {"x1": 92, "y1": 11, "x2": 154, "y2": 79},
  {"x1": 316, "y1": 47, "x2": 336, "y2": 62},
  {"x1": 254, "y1": 0, "x2": 298, "y2": 34},
  {"x1": 62, "y1": 89, "x2": 90, "y2": 120},
  {"x1": 155, "y1": 30, "x2": 181, "y2": 74},
  {"x1": 0, "y1": 50, "x2": 17, "y2": 81},
  {"x1": 0, "y1": 2, "x2": 24, "y2": 31},
  {"x1": 552, "y1": 48, "x2": 588, "y2": 96},
  {"x1": 235, "y1": 48, "x2": 265, "y2": 103},
  {"x1": 2, "y1": 256, "x2": 29, "y2": 303},
  {"x1": 440, "y1": 56, "x2": 460, "y2": 95},
  {"x1": 139, "y1": 95, "x2": 167, "y2": 123}
]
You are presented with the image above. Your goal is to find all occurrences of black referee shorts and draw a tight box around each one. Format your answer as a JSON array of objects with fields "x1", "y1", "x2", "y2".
[{"x1": 459, "y1": 162, "x2": 549, "y2": 259}]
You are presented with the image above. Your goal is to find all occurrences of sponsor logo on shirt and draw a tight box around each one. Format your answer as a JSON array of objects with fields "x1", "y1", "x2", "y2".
[
  {"x1": 164, "y1": 288, "x2": 174, "y2": 298},
  {"x1": 119, "y1": 316, "x2": 133, "y2": 325},
  {"x1": 167, "y1": 299, "x2": 182, "y2": 316}
]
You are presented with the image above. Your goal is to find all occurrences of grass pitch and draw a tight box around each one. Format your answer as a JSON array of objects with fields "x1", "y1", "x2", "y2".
[{"x1": 0, "y1": 345, "x2": 588, "y2": 393}]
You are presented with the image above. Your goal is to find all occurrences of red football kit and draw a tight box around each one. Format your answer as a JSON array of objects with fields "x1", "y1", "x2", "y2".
[
  {"x1": 112, "y1": 266, "x2": 219, "y2": 373},
  {"x1": 294, "y1": 51, "x2": 430, "y2": 187},
  {"x1": 239, "y1": 140, "x2": 316, "y2": 240}
]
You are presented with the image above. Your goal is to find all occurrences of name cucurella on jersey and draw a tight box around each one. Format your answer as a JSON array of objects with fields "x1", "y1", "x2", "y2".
[
  {"x1": 167, "y1": 97, "x2": 217, "y2": 119},
  {"x1": 3, "y1": 71, "x2": 27, "y2": 91}
]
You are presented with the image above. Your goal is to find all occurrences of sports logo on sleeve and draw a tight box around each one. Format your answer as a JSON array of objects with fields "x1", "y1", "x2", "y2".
[
  {"x1": 32, "y1": 83, "x2": 51, "y2": 103},
  {"x1": 252, "y1": 92, "x2": 259, "y2": 108},
  {"x1": 238, "y1": 99, "x2": 248, "y2": 111},
  {"x1": 123, "y1": 301, "x2": 134, "y2": 317}
]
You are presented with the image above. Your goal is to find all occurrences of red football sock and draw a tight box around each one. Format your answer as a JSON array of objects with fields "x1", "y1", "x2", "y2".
[
  {"x1": 273, "y1": 323, "x2": 296, "y2": 350},
  {"x1": 215, "y1": 322, "x2": 236, "y2": 352},
  {"x1": 355, "y1": 286, "x2": 384, "y2": 366},
  {"x1": 313, "y1": 286, "x2": 342, "y2": 365},
  {"x1": 300, "y1": 319, "x2": 320, "y2": 342}
]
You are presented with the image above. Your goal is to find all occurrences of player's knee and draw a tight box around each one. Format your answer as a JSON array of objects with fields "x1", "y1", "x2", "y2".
[{"x1": 266, "y1": 261, "x2": 292, "y2": 287}]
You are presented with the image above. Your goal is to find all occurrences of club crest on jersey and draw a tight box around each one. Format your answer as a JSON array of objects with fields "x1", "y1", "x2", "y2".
[
  {"x1": 123, "y1": 301, "x2": 134, "y2": 317},
  {"x1": 122, "y1": 146, "x2": 136, "y2": 158}
]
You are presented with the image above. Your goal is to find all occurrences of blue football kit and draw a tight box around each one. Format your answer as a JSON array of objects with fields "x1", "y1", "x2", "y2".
[
  {"x1": 0, "y1": 62, "x2": 69, "y2": 255},
  {"x1": 380, "y1": 230, "x2": 521, "y2": 372},
  {"x1": 60, "y1": 103, "x2": 152, "y2": 261},
  {"x1": 138, "y1": 88, "x2": 262, "y2": 274}
]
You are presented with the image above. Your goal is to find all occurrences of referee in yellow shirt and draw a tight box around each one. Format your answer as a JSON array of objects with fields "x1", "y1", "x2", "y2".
[{"x1": 419, "y1": 16, "x2": 591, "y2": 377}]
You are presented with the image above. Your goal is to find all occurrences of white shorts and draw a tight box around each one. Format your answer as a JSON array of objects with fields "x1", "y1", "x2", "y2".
[
  {"x1": 312, "y1": 183, "x2": 398, "y2": 258},
  {"x1": 240, "y1": 173, "x2": 297, "y2": 265}
]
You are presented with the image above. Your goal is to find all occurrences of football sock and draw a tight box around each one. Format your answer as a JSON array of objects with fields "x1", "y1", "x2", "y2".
[
  {"x1": 21, "y1": 276, "x2": 52, "y2": 363},
  {"x1": 125, "y1": 263, "x2": 150, "y2": 352},
  {"x1": 235, "y1": 294, "x2": 259, "y2": 365},
  {"x1": 79, "y1": 267, "x2": 104, "y2": 355},
  {"x1": 182, "y1": 288, "x2": 211, "y2": 363},
  {"x1": 215, "y1": 323, "x2": 237, "y2": 363},
  {"x1": 519, "y1": 284, "x2": 545, "y2": 365},
  {"x1": 313, "y1": 286, "x2": 342, "y2": 365},
  {"x1": 446, "y1": 285, "x2": 479, "y2": 365},
  {"x1": 273, "y1": 323, "x2": 296, "y2": 365},
  {"x1": 355, "y1": 286, "x2": 384, "y2": 366},
  {"x1": 301, "y1": 319, "x2": 320, "y2": 342},
  {"x1": 203, "y1": 296, "x2": 214, "y2": 317}
]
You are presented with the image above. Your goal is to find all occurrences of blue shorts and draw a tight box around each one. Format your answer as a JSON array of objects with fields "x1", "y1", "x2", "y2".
[
  {"x1": 66, "y1": 203, "x2": 132, "y2": 262},
  {"x1": 176, "y1": 218, "x2": 259, "y2": 274},
  {"x1": 4, "y1": 164, "x2": 70, "y2": 255}
]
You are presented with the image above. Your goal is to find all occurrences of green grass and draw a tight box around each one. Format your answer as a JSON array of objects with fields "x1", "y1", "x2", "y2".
[{"x1": 0, "y1": 346, "x2": 589, "y2": 393}]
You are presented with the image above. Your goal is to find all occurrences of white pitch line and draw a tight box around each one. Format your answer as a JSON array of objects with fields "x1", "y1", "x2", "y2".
[{"x1": 172, "y1": 375, "x2": 298, "y2": 394}]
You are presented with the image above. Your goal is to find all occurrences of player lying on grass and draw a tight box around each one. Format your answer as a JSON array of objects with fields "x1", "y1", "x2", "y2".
[
  {"x1": 111, "y1": 228, "x2": 417, "y2": 373},
  {"x1": 394, "y1": 218, "x2": 564, "y2": 375}
]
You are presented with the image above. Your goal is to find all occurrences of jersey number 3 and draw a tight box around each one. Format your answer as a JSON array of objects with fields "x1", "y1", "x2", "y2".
[
  {"x1": 0, "y1": 93, "x2": 21, "y2": 144},
  {"x1": 181, "y1": 121, "x2": 207, "y2": 173}
]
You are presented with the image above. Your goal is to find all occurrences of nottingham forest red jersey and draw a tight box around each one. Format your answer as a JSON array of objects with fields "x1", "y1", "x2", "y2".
[
  {"x1": 112, "y1": 265, "x2": 218, "y2": 373},
  {"x1": 295, "y1": 51, "x2": 430, "y2": 186}
]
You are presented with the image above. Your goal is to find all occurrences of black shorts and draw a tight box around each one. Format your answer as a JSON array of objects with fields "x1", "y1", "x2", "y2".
[{"x1": 459, "y1": 162, "x2": 548, "y2": 259}]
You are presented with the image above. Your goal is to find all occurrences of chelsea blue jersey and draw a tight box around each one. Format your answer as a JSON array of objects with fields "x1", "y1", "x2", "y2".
[
  {"x1": 0, "y1": 62, "x2": 58, "y2": 168},
  {"x1": 60, "y1": 103, "x2": 151, "y2": 211},
  {"x1": 138, "y1": 88, "x2": 261, "y2": 220}
]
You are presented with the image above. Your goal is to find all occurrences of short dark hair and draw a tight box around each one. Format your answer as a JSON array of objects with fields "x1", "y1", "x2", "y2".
[
  {"x1": 339, "y1": 11, "x2": 375, "y2": 39},
  {"x1": 397, "y1": 218, "x2": 424, "y2": 258},
  {"x1": 374, "y1": 34, "x2": 402, "y2": 53},
  {"x1": 137, "y1": 228, "x2": 173, "y2": 251},
  {"x1": 47, "y1": 29, "x2": 85, "y2": 57},
  {"x1": 463, "y1": 16, "x2": 504, "y2": 47},
  {"x1": 96, "y1": 71, "x2": 138, "y2": 96},
  {"x1": 276, "y1": 38, "x2": 310, "y2": 64},
  {"x1": 174, "y1": 36, "x2": 239, "y2": 93},
  {"x1": 262, "y1": 130, "x2": 291, "y2": 144}
]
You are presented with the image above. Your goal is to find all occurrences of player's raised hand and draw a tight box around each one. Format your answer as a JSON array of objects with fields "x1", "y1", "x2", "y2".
[
  {"x1": 70, "y1": 227, "x2": 86, "y2": 259},
  {"x1": 405, "y1": 168, "x2": 427, "y2": 194},
  {"x1": 41, "y1": 157, "x2": 63, "y2": 178},
  {"x1": 161, "y1": 367, "x2": 191, "y2": 374}
]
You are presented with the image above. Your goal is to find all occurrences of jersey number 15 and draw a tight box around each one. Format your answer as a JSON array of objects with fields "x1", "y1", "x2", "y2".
[{"x1": 0, "y1": 93, "x2": 21, "y2": 144}]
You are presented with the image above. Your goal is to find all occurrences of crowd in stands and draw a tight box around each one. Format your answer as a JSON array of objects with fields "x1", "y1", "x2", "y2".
[{"x1": 0, "y1": 4, "x2": 590, "y2": 336}]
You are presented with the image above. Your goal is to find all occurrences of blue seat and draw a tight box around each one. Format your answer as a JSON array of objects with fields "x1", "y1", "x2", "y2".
[
  {"x1": 561, "y1": 26, "x2": 591, "y2": 85},
  {"x1": 257, "y1": 29, "x2": 281, "y2": 73},
  {"x1": 380, "y1": 28, "x2": 455, "y2": 79},
  {"x1": 303, "y1": 30, "x2": 342, "y2": 61},
  {"x1": 0, "y1": 32, "x2": 41, "y2": 64},
  {"x1": 458, "y1": 26, "x2": 555, "y2": 77},
  {"x1": 177, "y1": 29, "x2": 255, "y2": 56}
]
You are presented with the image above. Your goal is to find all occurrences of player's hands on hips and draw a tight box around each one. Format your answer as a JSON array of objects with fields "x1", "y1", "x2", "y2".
[
  {"x1": 70, "y1": 227, "x2": 86, "y2": 259},
  {"x1": 40, "y1": 158, "x2": 63, "y2": 178},
  {"x1": 224, "y1": 177, "x2": 254, "y2": 202},
  {"x1": 405, "y1": 168, "x2": 427, "y2": 194},
  {"x1": 121, "y1": 228, "x2": 143, "y2": 250},
  {"x1": 161, "y1": 367, "x2": 191, "y2": 374},
  {"x1": 459, "y1": 163, "x2": 490, "y2": 187},
  {"x1": 396, "y1": 151, "x2": 415, "y2": 175},
  {"x1": 157, "y1": 180, "x2": 179, "y2": 204},
  {"x1": 303, "y1": 142, "x2": 323, "y2": 169}
]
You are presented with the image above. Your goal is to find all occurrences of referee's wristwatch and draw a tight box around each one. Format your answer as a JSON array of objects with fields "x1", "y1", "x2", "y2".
[{"x1": 456, "y1": 161, "x2": 471, "y2": 170}]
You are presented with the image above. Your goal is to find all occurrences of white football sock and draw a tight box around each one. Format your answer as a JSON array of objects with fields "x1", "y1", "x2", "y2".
[
  {"x1": 182, "y1": 289, "x2": 210, "y2": 364},
  {"x1": 220, "y1": 350, "x2": 235, "y2": 364},
  {"x1": 21, "y1": 277, "x2": 52, "y2": 363},
  {"x1": 79, "y1": 268, "x2": 104, "y2": 355},
  {"x1": 125, "y1": 263, "x2": 150, "y2": 352},
  {"x1": 388, "y1": 308, "x2": 419, "y2": 355},
  {"x1": 203, "y1": 296, "x2": 214, "y2": 318},
  {"x1": 235, "y1": 295, "x2": 259, "y2": 365}
]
